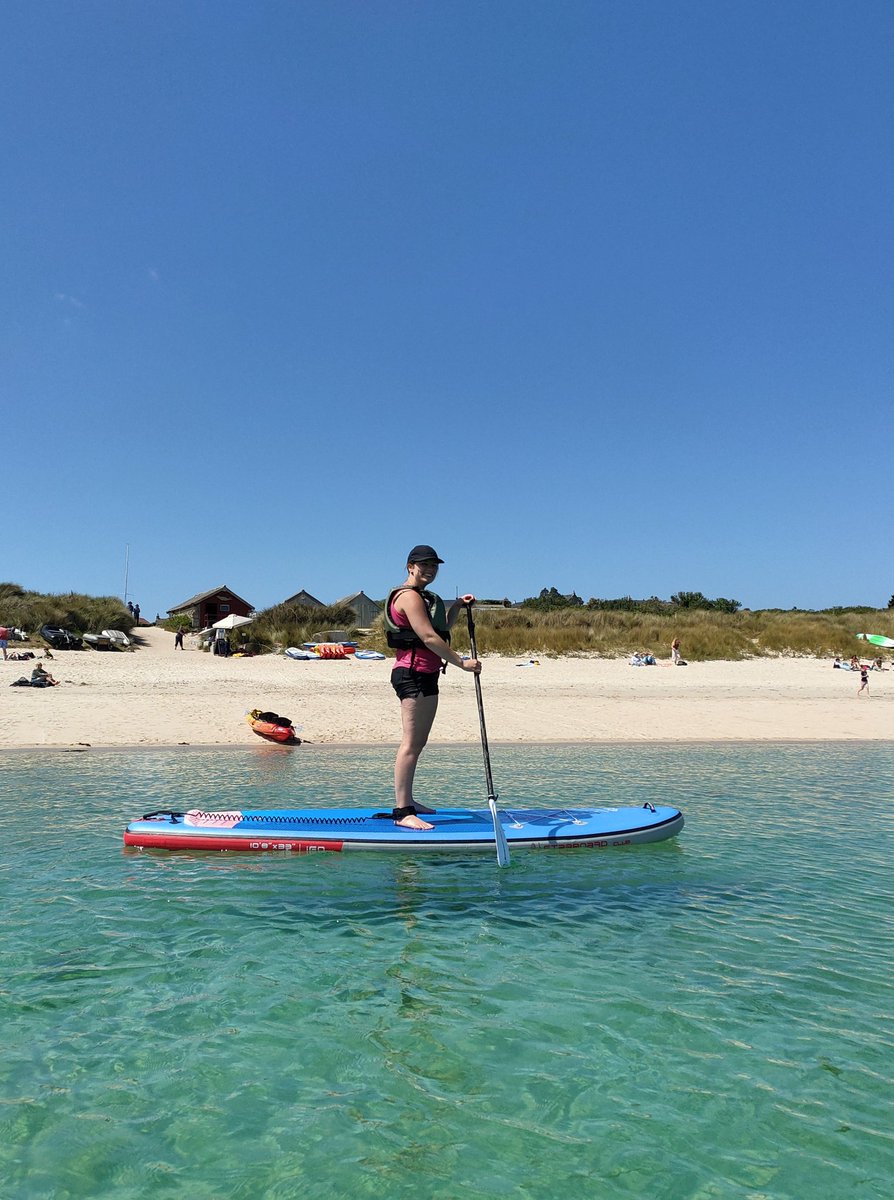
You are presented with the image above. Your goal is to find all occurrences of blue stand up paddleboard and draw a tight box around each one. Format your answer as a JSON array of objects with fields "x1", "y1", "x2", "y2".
[{"x1": 123, "y1": 803, "x2": 684, "y2": 854}]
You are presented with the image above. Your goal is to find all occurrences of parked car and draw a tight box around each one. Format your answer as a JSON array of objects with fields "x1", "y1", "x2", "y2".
[{"x1": 40, "y1": 625, "x2": 83, "y2": 650}]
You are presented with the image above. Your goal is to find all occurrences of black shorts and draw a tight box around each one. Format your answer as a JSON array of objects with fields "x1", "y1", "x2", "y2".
[{"x1": 391, "y1": 666, "x2": 440, "y2": 700}]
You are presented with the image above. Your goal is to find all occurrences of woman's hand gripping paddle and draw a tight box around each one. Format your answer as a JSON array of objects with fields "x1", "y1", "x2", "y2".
[{"x1": 465, "y1": 604, "x2": 510, "y2": 867}]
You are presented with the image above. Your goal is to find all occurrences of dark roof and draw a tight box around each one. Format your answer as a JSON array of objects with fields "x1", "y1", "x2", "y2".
[{"x1": 168, "y1": 585, "x2": 253, "y2": 613}]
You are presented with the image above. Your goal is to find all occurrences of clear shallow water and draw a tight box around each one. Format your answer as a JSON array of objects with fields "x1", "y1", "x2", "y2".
[{"x1": 1, "y1": 743, "x2": 892, "y2": 1199}]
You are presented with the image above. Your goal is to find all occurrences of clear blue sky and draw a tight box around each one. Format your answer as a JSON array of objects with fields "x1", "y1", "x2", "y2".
[{"x1": 3, "y1": 2, "x2": 892, "y2": 618}]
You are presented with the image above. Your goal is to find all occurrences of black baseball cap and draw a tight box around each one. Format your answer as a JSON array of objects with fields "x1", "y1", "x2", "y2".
[{"x1": 407, "y1": 544, "x2": 444, "y2": 563}]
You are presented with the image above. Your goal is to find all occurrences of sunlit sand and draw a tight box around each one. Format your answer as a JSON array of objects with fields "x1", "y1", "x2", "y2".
[{"x1": 1, "y1": 626, "x2": 889, "y2": 748}]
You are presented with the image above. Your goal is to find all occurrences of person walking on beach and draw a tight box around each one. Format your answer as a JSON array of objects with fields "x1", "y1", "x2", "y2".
[
  {"x1": 385, "y1": 545, "x2": 481, "y2": 830},
  {"x1": 133, "y1": 603, "x2": 141, "y2": 625},
  {"x1": 174, "y1": 626, "x2": 186, "y2": 650},
  {"x1": 0, "y1": 625, "x2": 8, "y2": 661},
  {"x1": 671, "y1": 637, "x2": 682, "y2": 665},
  {"x1": 858, "y1": 664, "x2": 870, "y2": 698}
]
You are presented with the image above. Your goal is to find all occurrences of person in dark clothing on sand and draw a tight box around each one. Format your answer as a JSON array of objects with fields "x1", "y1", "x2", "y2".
[{"x1": 30, "y1": 663, "x2": 59, "y2": 687}]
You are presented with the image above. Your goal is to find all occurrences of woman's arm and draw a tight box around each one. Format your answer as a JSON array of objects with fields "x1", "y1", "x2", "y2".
[
  {"x1": 446, "y1": 593, "x2": 476, "y2": 628},
  {"x1": 398, "y1": 591, "x2": 480, "y2": 673}
]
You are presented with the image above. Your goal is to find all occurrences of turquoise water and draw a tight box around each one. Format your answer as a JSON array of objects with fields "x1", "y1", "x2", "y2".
[{"x1": 1, "y1": 743, "x2": 892, "y2": 1199}]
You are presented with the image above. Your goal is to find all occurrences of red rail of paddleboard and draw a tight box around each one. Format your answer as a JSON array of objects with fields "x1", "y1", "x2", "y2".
[{"x1": 123, "y1": 832, "x2": 343, "y2": 852}]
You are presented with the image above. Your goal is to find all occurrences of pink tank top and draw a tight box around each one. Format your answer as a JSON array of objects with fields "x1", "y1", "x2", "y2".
[{"x1": 390, "y1": 592, "x2": 444, "y2": 674}]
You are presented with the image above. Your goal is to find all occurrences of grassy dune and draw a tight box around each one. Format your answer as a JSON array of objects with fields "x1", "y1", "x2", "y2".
[
  {"x1": 367, "y1": 606, "x2": 893, "y2": 662},
  {"x1": 4, "y1": 582, "x2": 888, "y2": 662},
  {"x1": 0, "y1": 583, "x2": 135, "y2": 641},
  {"x1": 212, "y1": 601, "x2": 894, "y2": 662}
]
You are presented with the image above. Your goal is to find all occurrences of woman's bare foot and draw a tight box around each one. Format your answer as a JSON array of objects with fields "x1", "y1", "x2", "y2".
[{"x1": 395, "y1": 813, "x2": 435, "y2": 831}]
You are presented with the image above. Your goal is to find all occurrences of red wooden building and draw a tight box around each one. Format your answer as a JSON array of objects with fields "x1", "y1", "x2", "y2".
[{"x1": 167, "y1": 585, "x2": 254, "y2": 630}]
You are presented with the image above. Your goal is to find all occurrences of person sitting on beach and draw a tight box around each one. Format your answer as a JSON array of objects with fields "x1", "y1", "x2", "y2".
[{"x1": 30, "y1": 663, "x2": 59, "y2": 687}]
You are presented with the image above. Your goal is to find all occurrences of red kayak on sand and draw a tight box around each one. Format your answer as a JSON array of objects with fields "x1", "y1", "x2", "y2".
[{"x1": 247, "y1": 709, "x2": 300, "y2": 744}]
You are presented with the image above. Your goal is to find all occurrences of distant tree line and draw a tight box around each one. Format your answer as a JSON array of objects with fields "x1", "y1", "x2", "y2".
[{"x1": 521, "y1": 587, "x2": 742, "y2": 614}]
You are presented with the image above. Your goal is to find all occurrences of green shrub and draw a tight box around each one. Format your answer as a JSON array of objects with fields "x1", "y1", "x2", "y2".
[
  {"x1": 157, "y1": 615, "x2": 191, "y2": 634},
  {"x1": 248, "y1": 603, "x2": 361, "y2": 651}
]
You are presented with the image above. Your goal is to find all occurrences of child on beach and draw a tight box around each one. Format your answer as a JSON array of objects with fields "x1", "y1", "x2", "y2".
[{"x1": 857, "y1": 664, "x2": 870, "y2": 697}]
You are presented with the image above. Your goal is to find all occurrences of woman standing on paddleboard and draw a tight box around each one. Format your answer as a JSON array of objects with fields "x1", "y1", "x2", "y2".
[{"x1": 385, "y1": 545, "x2": 481, "y2": 830}]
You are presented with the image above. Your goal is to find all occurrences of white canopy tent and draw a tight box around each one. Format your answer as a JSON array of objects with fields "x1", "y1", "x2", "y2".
[{"x1": 212, "y1": 613, "x2": 254, "y2": 631}]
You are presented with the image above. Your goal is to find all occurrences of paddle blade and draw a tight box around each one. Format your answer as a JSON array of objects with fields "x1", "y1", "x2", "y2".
[{"x1": 489, "y1": 797, "x2": 511, "y2": 867}]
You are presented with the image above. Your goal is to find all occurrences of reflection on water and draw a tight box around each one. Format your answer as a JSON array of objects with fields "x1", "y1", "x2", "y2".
[{"x1": 1, "y1": 744, "x2": 893, "y2": 1199}]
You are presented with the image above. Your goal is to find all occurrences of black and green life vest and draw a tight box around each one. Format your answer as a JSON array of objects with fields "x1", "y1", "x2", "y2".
[{"x1": 384, "y1": 587, "x2": 450, "y2": 661}]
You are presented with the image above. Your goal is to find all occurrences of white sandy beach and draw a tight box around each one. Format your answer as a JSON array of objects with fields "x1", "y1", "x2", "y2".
[{"x1": 1, "y1": 626, "x2": 890, "y2": 749}]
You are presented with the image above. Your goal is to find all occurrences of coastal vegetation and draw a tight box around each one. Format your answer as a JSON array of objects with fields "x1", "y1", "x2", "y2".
[
  {"x1": 521, "y1": 587, "x2": 744, "y2": 614},
  {"x1": 441, "y1": 605, "x2": 892, "y2": 661},
  {"x1": 0, "y1": 583, "x2": 134, "y2": 640},
  {"x1": 2, "y1": 583, "x2": 889, "y2": 662},
  {"x1": 237, "y1": 602, "x2": 362, "y2": 654}
]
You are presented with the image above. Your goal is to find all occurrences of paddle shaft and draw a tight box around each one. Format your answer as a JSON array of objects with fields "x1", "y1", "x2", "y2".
[{"x1": 466, "y1": 606, "x2": 496, "y2": 802}]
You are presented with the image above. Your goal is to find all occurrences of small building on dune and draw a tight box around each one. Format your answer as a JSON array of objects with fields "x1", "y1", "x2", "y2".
[
  {"x1": 280, "y1": 589, "x2": 325, "y2": 608},
  {"x1": 333, "y1": 591, "x2": 382, "y2": 627},
  {"x1": 168, "y1": 586, "x2": 254, "y2": 630}
]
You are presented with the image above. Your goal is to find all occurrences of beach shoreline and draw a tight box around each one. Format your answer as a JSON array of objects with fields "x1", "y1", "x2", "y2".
[
  {"x1": 3, "y1": 739, "x2": 892, "y2": 755},
  {"x1": 2, "y1": 626, "x2": 890, "y2": 749}
]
